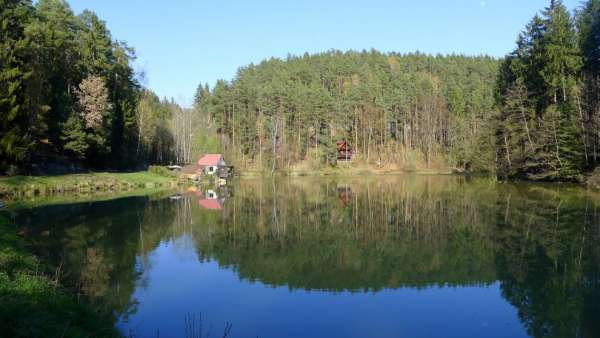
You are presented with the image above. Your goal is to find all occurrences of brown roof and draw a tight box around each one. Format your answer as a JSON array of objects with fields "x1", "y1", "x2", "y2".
[
  {"x1": 197, "y1": 154, "x2": 224, "y2": 166},
  {"x1": 336, "y1": 141, "x2": 352, "y2": 152}
]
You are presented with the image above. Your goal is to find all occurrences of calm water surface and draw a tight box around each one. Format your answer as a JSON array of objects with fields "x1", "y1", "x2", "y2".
[{"x1": 7, "y1": 176, "x2": 600, "y2": 338}]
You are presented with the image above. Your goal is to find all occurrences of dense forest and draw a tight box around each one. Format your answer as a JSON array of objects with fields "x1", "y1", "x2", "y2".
[
  {"x1": 2, "y1": 0, "x2": 599, "y2": 181},
  {"x1": 0, "y1": 0, "x2": 196, "y2": 175},
  {"x1": 194, "y1": 0, "x2": 600, "y2": 181},
  {"x1": 496, "y1": 0, "x2": 600, "y2": 181},
  {"x1": 194, "y1": 51, "x2": 499, "y2": 173}
]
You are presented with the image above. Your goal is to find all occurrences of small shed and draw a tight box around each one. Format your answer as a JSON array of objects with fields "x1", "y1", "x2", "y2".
[
  {"x1": 197, "y1": 154, "x2": 227, "y2": 175},
  {"x1": 336, "y1": 141, "x2": 353, "y2": 161}
]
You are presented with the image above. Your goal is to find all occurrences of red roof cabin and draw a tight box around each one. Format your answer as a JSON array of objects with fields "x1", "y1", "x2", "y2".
[
  {"x1": 336, "y1": 141, "x2": 353, "y2": 161},
  {"x1": 197, "y1": 154, "x2": 227, "y2": 175}
]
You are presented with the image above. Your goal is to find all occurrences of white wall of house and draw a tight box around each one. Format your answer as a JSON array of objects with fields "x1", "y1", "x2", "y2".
[{"x1": 205, "y1": 166, "x2": 218, "y2": 175}]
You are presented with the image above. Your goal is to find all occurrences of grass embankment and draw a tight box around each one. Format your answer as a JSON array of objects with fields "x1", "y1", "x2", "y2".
[
  {"x1": 0, "y1": 214, "x2": 120, "y2": 337},
  {"x1": 5, "y1": 188, "x2": 175, "y2": 211},
  {"x1": 234, "y1": 148, "x2": 456, "y2": 177},
  {"x1": 238, "y1": 163, "x2": 454, "y2": 177},
  {"x1": 0, "y1": 168, "x2": 181, "y2": 198}
]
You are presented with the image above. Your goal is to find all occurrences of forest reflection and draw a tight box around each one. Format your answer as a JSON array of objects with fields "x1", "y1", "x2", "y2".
[{"x1": 11, "y1": 175, "x2": 600, "y2": 338}]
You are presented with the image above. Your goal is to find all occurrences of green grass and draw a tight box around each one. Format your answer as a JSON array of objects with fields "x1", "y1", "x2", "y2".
[
  {"x1": 273, "y1": 166, "x2": 454, "y2": 177},
  {"x1": 5, "y1": 188, "x2": 175, "y2": 211},
  {"x1": 0, "y1": 215, "x2": 120, "y2": 338},
  {"x1": 0, "y1": 170, "x2": 180, "y2": 198}
]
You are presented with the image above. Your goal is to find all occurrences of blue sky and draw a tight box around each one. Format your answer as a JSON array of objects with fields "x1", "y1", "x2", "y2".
[{"x1": 67, "y1": 0, "x2": 582, "y2": 106}]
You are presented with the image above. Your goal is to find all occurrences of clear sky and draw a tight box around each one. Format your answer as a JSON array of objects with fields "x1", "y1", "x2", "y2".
[{"x1": 66, "y1": 0, "x2": 582, "y2": 106}]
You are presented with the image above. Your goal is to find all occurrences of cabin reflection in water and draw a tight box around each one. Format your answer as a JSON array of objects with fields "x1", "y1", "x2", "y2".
[
  {"x1": 10, "y1": 176, "x2": 600, "y2": 338},
  {"x1": 196, "y1": 186, "x2": 232, "y2": 210},
  {"x1": 337, "y1": 184, "x2": 353, "y2": 207}
]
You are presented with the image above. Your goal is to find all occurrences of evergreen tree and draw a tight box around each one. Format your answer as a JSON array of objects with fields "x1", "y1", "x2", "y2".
[
  {"x1": 577, "y1": 0, "x2": 600, "y2": 165},
  {"x1": 540, "y1": 0, "x2": 581, "y2": 106},
  {"x1": 495, "y1": 0, "x2": 585, "y2": 181},
  {"x1": 0, "y1": 0, "x2": 33, "y2": 172},
  {"x1": 60, "y1": 113, "x2": 88, "y2": 159}
]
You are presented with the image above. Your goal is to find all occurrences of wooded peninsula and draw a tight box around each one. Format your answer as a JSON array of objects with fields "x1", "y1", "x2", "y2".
[{"x1": 2, "y1": 0, "x2": 600, "y2": 182}]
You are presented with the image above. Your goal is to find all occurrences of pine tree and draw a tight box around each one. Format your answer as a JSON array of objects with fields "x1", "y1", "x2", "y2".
[
  {"x1": 193, "y1": 83, "x2": 210, "y2": 109},
  {"x1": 578, "y1": 0, "x2": 600, "y2": 74},
  {"x1": 577, "y1": 0, "x2": 600, "y2": 165},
  {"x1": 0, "y1": 0, "x2": 33, "y2": 171},
  {"x1": 495, "y1": 0, "x2": 585, "y2": 181},
  {"x1": 60, "y1": 114, "x2": 88, "y2": 159},
  {"x1": 539, "y1": 0, "x2": 584, "y2": 180},
  {"x1": 540, "y1": 0, "x2": 581, "y2": 106}
]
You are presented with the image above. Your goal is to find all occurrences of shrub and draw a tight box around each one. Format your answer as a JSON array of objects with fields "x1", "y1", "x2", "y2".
[{"x1": 148, "y1": 165, "x2": 175, "y2": 177}]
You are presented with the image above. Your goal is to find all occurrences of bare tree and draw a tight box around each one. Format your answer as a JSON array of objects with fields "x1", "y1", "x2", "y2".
[{"x1": 75, "y1": 75, "x2": 112, "y2": 129}]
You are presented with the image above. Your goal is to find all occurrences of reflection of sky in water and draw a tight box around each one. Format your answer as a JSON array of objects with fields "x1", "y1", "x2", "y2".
[{"x1": 118, "y1": 234, "x2": 527, "y2": 338}]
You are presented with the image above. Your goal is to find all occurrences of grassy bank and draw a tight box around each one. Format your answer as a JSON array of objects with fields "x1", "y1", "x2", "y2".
[
  {"x1": 0, "y1": 169, "x2": 181, "y2": 199},
  {"x1": 5, "y1": 188, "x2": 175, "y2": 212},
  {"x1": 0, "y1": 214, "x2": 120, "y2": 337},
  {"x1": 237, "y1": 165, "x2": 455, "y2": 177},
  {"x1": 233, "y1": 150, "x2": 457, "y2": 177}
]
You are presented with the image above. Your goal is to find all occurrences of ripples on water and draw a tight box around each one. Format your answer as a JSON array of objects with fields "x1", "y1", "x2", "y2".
[{"x1": 7, "y1": 176, "x2": 600, "y2": 338}]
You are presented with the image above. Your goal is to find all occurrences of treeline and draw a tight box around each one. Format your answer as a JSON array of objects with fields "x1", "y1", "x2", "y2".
[
  {"x1": 496, "y1": 0, "x2": 600, "y2": 181},
  {"x1": 194, "y1": 51, "x2": 499, "y2": 172},
  {"x1": 0, "y1": 0, "x2": 201, "y2": 175},
  {"x1": 195, "y1": 0, "x2": 600, "y2": 181},
  {"x1": 4, "y1": 0, "x2": 599, "y2": 181}
]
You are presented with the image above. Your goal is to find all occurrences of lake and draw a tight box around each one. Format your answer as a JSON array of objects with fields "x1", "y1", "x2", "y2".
[{"x1": 6, "y1": 175, "x2": 600, "y2": 338}]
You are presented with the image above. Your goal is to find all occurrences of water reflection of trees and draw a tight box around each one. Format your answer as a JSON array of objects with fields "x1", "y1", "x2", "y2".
[
  {"x1": 192, "y1": 177, "x2": 500, "y2": 290},
  {"x1": 11, "y1": 176, "x2": 600, "y2": 338},
  {"x1": 11, "y1": 194, "x2": 177, "y2": 325},
  {"x1": 492, "y1": 187, "x2": 600, "y2": 338},
  {"x1": 191, "y1": 177, "x2": 600, "y2": 337}
]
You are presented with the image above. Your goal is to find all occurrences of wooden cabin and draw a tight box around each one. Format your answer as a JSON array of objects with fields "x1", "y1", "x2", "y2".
[
  {"x1": 336, "y1": 141, "x2": 353, "y2": 161},
  {"x1": 197, "y1": 154, "x2": 227, "y2": 175}
]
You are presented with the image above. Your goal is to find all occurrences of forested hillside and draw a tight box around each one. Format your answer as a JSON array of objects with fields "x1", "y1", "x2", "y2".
[
  {"x1": 193, "y1": 0, "x2": 600, "y2": 181},
  {"x1": 194, "y1": 52, "x2": 499, "y2": 172},
  {"x1": 0, "y1": 0, "x2": 195, "y2": 175}
]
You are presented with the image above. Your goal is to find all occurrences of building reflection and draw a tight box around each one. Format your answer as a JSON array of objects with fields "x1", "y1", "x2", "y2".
[{"x1": 195, "y1": 186, "x2": 232, "y2": 211}]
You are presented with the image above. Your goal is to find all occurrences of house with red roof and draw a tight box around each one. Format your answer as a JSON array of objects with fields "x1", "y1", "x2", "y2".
[
  {"x1": 197, "y1": 154, "x2": 227, "y2": 175},
  {"x1": 336, "y1": 141, "x2": 353, "y2": 161}
]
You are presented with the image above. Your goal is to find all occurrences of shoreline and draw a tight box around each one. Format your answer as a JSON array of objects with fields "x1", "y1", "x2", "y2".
[
  {"x1": 237, "y1": 167, "x2": 459, "y2": 177},
  {"x1": 0, "y1": 167, "x2": 461, "y2": 196},
  {"x1": 0, "y1": 171, "x2": 182, "y2": 200},
  {"x1": 2, "y1": 165, "x2": 598, "y2": 204}
]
